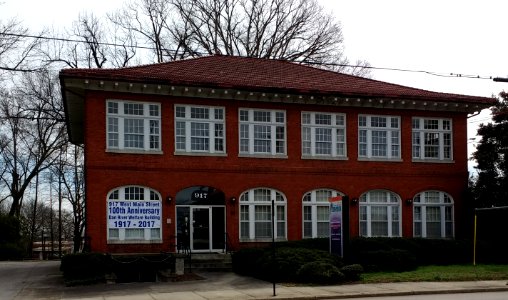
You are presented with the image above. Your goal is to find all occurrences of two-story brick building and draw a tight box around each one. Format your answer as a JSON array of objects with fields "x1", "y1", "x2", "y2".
[{"x1": 60, "y1": 55, "x2": 494, "y2": 254}]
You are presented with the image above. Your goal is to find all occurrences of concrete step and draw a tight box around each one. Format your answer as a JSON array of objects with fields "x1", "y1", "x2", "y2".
[{"x1": 185, "y1": 253, "x2": 233, "y2": 271}]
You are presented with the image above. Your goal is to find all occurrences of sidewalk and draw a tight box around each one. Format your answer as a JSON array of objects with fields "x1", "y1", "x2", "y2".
[{"x1": 9, "y1": 261, "x2": 508, "y2": 300}]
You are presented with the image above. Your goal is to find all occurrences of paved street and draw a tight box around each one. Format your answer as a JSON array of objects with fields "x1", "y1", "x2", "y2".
[
  {"x1": 0, "y1": 260, "x2": 63, "y2": 299},
  {"x1": 1, "y1": 260, "x2": 508, "y2": 300}
]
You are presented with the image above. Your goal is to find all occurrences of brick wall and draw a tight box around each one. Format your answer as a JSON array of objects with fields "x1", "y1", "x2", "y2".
[{"x1": 84, "y1": 90, "x2": 469, "y2": 253}]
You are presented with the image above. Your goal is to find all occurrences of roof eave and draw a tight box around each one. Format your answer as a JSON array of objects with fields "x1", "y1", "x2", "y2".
[{"x1": 60, "y1": 75, "x2": 495, "y2": 143}]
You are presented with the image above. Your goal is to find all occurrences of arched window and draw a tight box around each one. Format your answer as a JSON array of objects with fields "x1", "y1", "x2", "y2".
[
  {"x1": 359, "y1": 190, "x2": 401, "y2": 237},
  {"x1": 239, "y1": 188, "x2": 286, "y2": 241},
  {"x1": 302, "y1": 189, "x2": 342, "y2": 238},
  {"x1": 107, "y1": 186, "x2": 162, "y2": 242},
  {"x1": 413, "y1": 191, "x2": 454, "y2": 238}
]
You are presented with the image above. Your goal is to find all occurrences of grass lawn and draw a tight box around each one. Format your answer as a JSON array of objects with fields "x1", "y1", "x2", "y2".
[{"x1": 361, "y1": 264, "x2": 508, "y2": 283}]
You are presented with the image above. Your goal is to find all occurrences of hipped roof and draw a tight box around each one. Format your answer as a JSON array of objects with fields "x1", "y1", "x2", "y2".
[{"x1": 60, "y1": 55, "x2": 495, "y2": 144}]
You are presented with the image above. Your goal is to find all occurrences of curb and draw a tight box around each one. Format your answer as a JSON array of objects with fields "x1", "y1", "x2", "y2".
[{"x1": 252, "y1": 286, "x2": 508, "y2": 300}]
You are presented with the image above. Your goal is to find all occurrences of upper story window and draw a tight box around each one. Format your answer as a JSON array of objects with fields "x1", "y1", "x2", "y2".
[
  {"x1": 239, "y1": 109, "x2": 286, "y2": 157},
  {"x1": 358, "y1": 115, "x2": 400, "y2": 160},
  {"x1": 412, "y1": 118, "x2": 453, "y2": 161},
  {"x1": 106, "y1": 100, "x2": 161, "y2": 152},
  {"x1": 413, "y1": 191, "x2": 454, "y2": 238},
  {"x1": 302, "y1": 112, "x2": 346, "y2": 159},
  {"x1": 239, "y1": 188, "x2": 287, "y2": 241},
  {"x1": 175, "y1": 105, "x2": 225, "y2": 154},
  {"x1": 359, "y1": 190, "x2": 401, "y2": 237},
  {"x1": 107, "y1": 186, "x2": 162, "y2": 243}
]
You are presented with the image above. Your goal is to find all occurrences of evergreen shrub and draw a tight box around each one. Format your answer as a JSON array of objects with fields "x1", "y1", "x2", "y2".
[
  {"x1": 60, "y1": 253, "x2": 111, "y2": 285},
  {"x1": 340, "y1": 264, "x2": 364, "y2": 281},
  {"x1": 297, "y1": 261, "x2": 344, "y2": 284}
]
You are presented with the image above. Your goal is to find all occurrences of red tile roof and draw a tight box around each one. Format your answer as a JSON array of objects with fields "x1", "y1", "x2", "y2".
[{"x1": 59, "y1": 55, "x2": 493, "y2": 104}]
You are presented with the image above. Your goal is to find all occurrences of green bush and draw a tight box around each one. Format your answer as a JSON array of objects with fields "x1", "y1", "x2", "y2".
[
  {"x1": 231, "y1": 247, "x2": 266, "y2": 277},
  {"x1": 60, "y1": 253, "x2": 112, "y2": 285},
  {"x1": 0, "y1": 242, "x2": 25, "y2": 260},
  {"x1": 349, "y1": 237, "x2": 473, "y2": 268},
  {"x1": 297, "y1": 261, "x2": 344, "y2": 284},
  {"x1": 276, "y1": 238, "x2": 329, "y2": 251},
  {"x1": 233, "y1": 246, "x2": 342, "y2": 283},
  {"x1": 263, "y1": 247, "x2": 342, "y2": 282},
  {"x1": 0, "y1": 215, "x2": 25, "y2": 260},
  {"x1": 340, "y1": 264, "x2": 364, "y2": 281}
]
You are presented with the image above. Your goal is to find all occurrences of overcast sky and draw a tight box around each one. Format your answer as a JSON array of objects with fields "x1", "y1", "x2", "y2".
[{"x1": 2, "y1": 0, "x2": 505, "y2": 170}]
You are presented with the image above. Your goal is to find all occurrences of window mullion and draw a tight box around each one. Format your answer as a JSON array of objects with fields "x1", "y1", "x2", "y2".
[
  {"x1": 208, "y1": 121, "x2": 215, "y2": 154},
  {"x1": 273, "y1": 204, "x2": 277, "y2": 239},
  {"x1": 143, "y1": 118, "x2": 150, "y2": 151},
  {"x1": 421, "y1": 206, "x2": 427, "y2": 237},
  {"x1": 248, "y1": 124, "x2": 254, "y2": 154},
  {"x1": 118, "y1": 117, "x2": 125, "y2": 148},
  {"x1": 388, "y1": 205, "x2": 393, "y2": 237},
  {"x1": 249, "y1": 203, "x2": 255, "y2": 240},
  {"x1": 419, "y1": 131, "x2": 424, "y2": 158},
  {"x1": 311, "y1": 127, "x2": 316, "y2": 156},
  {"x1": 185, "y1": 121, "x2": 192, "y2": 152},
  {"x1": 331, "y1": 125, "x2": 337, "y2": 156},
  {"x1": 439, "y1": 132, "x2": 444, "y2": 160},
  {"x1": 366, "y1": 205, "x2": 371, "y2": 236},
  {"x1": 367, "y1": 130, "x2": 372, "y2": 158},
  {"x1": 312, "y1": 205, "x2": 317, "y2": 238},
  {"x1": 440, "y1": 205, "x2": 446, "y2": 238},
  {"x1": 271, "y1": 124, "x2": 276, "y2": 155}
]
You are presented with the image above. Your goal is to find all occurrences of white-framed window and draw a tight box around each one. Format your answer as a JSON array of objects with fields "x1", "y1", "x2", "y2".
[
  {"x1": 358, "y1": 115, "x2": 400, "y2": 159},
  {"x1": 239, "y1": 188, "x2": 286, "y2": 241},
  {"x1": 174, "y1": 105, "x2": 225, "y2": 154},
  {"x1": 413, "y1": 191, "x2": 454, "y2": 238},
  {"x1": 106, "y1": 100, "x2": 161, "y2": 152},
  {"x1": 301, "y1": 112, "x2": 346, "y2": 158},
  {"x1": 359, "y1": 190, "x2": 401, "y2": 237},
  {"x1": 107, "y1": 186, "x2": 162, "y2": 243},
  {"x1": 239, "y1": 109, "x2": 286, "y2": 156},
  {"x1": 412, "y1": 118, "x2": 453, "y2": 161},
  {"x1": 302, "y1": 189, "x2": 342, "y2": 238}
]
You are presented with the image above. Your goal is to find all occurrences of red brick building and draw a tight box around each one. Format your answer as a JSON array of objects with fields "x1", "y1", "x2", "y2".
[{"x1": 60, "y1": 55, "x2": 494, "y2": 254}]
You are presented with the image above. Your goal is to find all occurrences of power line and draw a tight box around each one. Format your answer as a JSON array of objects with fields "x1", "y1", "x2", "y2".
[
  {"x1": 0, "y1": 32, "x2": 501, "y2": 81},
  {"x1": 1, "y1": 32, "x2": 157, "y2": 51}
]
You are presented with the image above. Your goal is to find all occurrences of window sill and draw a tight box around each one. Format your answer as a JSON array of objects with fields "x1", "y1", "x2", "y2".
[
  {"x1": 174, "y1": 151, "x2": 227, "y2": 157},
  {"x1": 106, "y1": 149, "x2": 163, "y2": 155},
  {"x1": 412, "y1": 159, "x2": 455, "y2": 164},
  {"x1": 301, "y1": 156, "x2": 348, "y2": 161},
  {"x1": 107, "y1": 239, "x2": 163, "y2": 244},
  {"x1": 238, "y1": 154, "x2": 288, "y2": 159},
  {"x1": 358, "y1": 157, "x2": 403, "y2": 162}
]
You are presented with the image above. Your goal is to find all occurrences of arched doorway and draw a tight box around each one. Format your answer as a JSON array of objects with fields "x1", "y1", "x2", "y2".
[{"x1": 175, "y1": 186, "x2": 225, "y2": 252}]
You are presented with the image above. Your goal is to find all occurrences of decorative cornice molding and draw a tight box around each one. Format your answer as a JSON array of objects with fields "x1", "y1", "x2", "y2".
[{"x1": 68, "y1": 78, "x2": 487, "y2": 114}]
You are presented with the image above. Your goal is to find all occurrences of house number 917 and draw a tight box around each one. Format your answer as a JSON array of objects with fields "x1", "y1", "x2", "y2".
[{"x1": 193, "y1": 192, "x2": 208, "y2": 199}]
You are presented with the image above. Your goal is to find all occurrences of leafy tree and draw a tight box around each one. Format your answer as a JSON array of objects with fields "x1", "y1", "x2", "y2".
[{"x1": 471, "y1": 91, "x2": 508, "y2": 207}]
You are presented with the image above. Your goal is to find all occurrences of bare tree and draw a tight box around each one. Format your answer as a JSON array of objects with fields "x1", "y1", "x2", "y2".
[
  {"x1": 40, "y1": 13, "x2": 138, "y2": 69},
  {"x1": 0, "y1": 70, "x2": 67, "y2": 217},
  {"x1": 109, "y1": 0, "x2": 173, "y2": 63},
  {"x1": 0, "y1": 14, "x2": 44, "y2": 75},
  {"x1": 105, "y1": 0, "x2": 369, "y2": 75},
  {"x1": 57, "y1": 145, "x2": 85, "y2": 253}
]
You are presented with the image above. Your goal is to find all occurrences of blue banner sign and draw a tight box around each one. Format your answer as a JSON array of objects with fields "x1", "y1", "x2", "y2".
[
  {"x1": 329, "y1": 196, "x2": 343, "y2": 257},
  {"x1": 107, "y1": 200, "x2": 161, "y2": 228}
]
